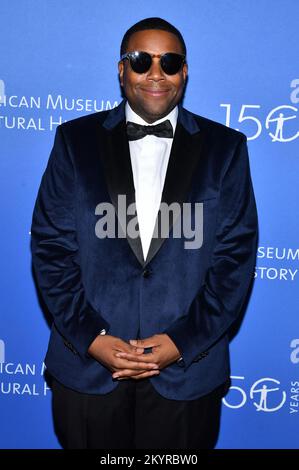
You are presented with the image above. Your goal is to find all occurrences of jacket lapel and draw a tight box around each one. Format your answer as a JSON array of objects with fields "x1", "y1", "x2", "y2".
[
  {"x1": 101, "y1": 101, "x2": 144, "y2": 266},
  {"x1": 101, "y1": 99, "x2": 202, "y2": 267},
  {"x1": 145, "y1": 108, "x2": 202, "y2": 265}
]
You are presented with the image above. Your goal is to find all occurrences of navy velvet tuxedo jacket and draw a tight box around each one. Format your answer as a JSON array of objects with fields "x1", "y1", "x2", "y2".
[{"x1": 31, "y1": 99, "x2": 258, "y2": 400}]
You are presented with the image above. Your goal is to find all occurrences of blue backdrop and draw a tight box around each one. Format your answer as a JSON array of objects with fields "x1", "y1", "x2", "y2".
[{"x1": 0, "y1": 0, "x2": 298, "y2": 449}]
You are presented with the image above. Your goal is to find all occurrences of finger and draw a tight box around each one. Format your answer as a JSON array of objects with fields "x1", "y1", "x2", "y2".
[
  {"x1": 113, "y1": 355, "x2": 158, "y2": 370},
  {"x1": 116, "y1": 358, "x2": 159, "y2": 370},
  {"x1": 130, "y1": 338, "x2": 158, "y2": 349},
  {"x1": 131, "y1": 347, "x2": 145, "y2": 354},
  {"x1": 115, "y1": 352, "x2": 157, "y2": 362},
  {"x1": 113, "y1": 339, "x2": 143, "y2": 354},
  {"x1": 113, "y1": 344, "x2": 139, "y2": 354},
  {"x1": 113, "y1": 369, "x2": 160, "y2": 379}
]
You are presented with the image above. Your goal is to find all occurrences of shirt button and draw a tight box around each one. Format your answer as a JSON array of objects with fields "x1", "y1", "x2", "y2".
[{"x1": 142, "y1": 269, "x2": 151, "y2": 278}]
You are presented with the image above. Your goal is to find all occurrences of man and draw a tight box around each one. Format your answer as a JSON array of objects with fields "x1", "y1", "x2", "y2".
[{"x1": 31, "y1": 17, "x2": 258, "y2": 449}]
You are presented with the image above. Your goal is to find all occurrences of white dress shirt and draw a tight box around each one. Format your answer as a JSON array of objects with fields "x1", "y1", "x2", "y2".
[{"x1": 125, "y1": 102, "x2": 178, "y2": 261}]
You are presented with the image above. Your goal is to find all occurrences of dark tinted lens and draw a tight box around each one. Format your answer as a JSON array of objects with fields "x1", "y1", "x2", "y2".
[
  {"x1": 161, "y1": 53, "x2": 184, "y2": 75},
  {"x1": 129, "y1": 52, "x2": 152, "y2": 73}
]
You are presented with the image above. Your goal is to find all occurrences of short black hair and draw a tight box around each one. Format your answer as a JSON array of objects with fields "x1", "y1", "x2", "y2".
[{"x1": 120, "y1": 17, "x2": 186, "y2": 57}]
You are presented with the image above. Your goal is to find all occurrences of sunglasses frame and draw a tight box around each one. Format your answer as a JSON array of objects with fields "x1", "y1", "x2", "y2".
[{"x1": 120, "y1": 51, "x2": 186, "y2": 75}]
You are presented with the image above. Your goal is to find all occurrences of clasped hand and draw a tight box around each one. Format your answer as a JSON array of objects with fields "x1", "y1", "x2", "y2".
[{"x1": 88, "y1": 333, "x2": 181, "y2": 381}]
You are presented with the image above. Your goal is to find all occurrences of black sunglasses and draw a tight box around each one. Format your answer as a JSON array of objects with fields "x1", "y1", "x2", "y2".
[{"x1": 120, "y1": 51, "x2": 186, "y2": 75}]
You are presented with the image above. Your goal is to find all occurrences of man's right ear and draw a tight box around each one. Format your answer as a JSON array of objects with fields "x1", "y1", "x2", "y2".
[{"x1": 118, "y1": 61, "x2": 124, "y2": 87}]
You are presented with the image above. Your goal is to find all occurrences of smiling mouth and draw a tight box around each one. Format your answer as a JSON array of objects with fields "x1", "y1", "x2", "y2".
[{"x1": 140, "y1": 88, "x2": 170, "y2": 97}]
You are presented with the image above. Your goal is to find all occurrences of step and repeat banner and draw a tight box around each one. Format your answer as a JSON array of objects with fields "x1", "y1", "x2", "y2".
[{"x1": 0, "y1": 1, "x2": 298, "y2": 449}]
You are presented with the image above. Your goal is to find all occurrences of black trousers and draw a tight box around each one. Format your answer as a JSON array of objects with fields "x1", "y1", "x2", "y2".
[{"x1": 51, "y1": 377, "x2": 226, "y2": 449}]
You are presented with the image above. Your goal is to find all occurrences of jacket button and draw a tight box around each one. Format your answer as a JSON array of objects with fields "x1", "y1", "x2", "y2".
[{"x1": 142, "y1": 269, "x2": 151, "y2": 278}]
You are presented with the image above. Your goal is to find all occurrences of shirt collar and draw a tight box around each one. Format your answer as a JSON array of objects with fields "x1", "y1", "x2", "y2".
[{"x1": 125, "y1": 101, "x2": 178, "y2": 135}]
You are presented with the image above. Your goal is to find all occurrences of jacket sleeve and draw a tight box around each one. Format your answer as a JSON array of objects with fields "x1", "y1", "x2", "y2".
[
  {"x1": 30, "y1": 125, "x2": 110, "y2": 357},
  {"x1": 164, "y1": 135, "x2": 258, "y2": 371}
]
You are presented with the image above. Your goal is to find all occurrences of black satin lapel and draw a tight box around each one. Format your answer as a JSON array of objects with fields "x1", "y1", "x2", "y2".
[
  {"x1": 145, "y1": 122, "x2": 203, "y2": 266},
  {"x1": 100, "y1": 119, "x2": 144, "y2": 266}
]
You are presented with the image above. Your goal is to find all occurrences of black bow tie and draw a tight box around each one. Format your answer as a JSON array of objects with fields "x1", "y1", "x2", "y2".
[{"x1": 126, "y1": 120, "x2": 173, "y2": 141}]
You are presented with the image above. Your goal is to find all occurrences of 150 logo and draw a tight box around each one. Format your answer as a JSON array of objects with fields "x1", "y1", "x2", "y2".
[
  {"x1": 220, "y1": 80, "x2": 299, "y2": 142},
  {"x1": 223, "y1": 376, "x2": 287, "y2": 412}
]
